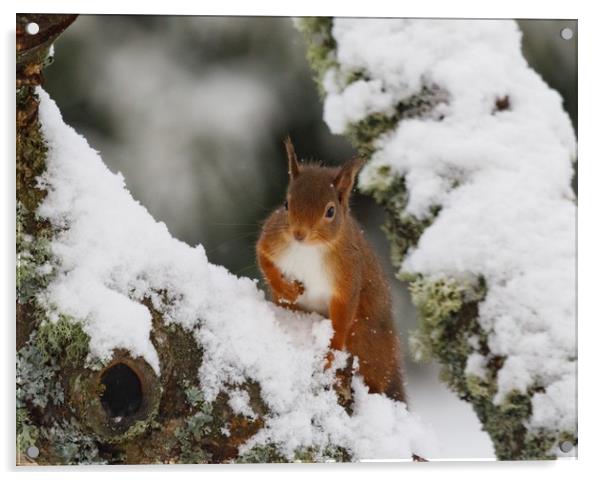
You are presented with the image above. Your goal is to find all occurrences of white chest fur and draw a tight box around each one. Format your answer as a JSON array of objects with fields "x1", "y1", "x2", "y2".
[{"x1": 275, "y1": 242, "x2": 333, "y2": 316}]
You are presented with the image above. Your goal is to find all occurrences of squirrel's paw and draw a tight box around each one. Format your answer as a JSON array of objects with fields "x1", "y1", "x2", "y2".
[{"x1": 280, "y1": 279, "x2": 305, "y2": 303}]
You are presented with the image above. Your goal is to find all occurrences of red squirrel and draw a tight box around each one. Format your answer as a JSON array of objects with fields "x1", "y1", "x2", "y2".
[{"x1": 256, "y1": 137, "x2": 405, "y2": 402}]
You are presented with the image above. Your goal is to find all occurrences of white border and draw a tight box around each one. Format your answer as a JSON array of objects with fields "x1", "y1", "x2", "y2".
[
  {"x1": 3, "y1": 1, "x2": 599, "y2": 479},
  {"x1": 4, "y1": 0, "x2": 582, "y2": 18}
]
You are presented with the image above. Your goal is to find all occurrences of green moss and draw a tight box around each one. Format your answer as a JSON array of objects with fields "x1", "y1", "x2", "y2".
[
  {"x1": 360, "y1": 179, "x2": 440, "y2": 270},
  {"x1": 17, "y1": 338, "x2": 64, "y2": 409},
  {"x1": 296, "y1": 15, "x2": 450, "y2": 252},
  {"x1": 15, "y1": 37, "x2": 106, "y2": 467},
  {"x1": 345, "y1": 87, "x2": 447, "y2": 158},
  {"x1": 298, "y1": 17, "x2": 447, "y2": 144},
  {"x1": 16, "y1": 92, "x2": 48, "y2": 214},
  {"x1": 182, "y1": 379, "x2": 206, "y2": 409},
  {"x1": 122, "y1": 420, "x2": 155, "y2": 440},
  {"x1": 293, "y1": 444, "x2": 351, "y2": 463},
  {"x1": 234, "y1": 443, "x2": 288, "y2": 464},
  {"x1": 16, "y1": 407, "x2": 39, "y2": 456},
  {"x1": 15, "y1": 334, "x2": 100, "y2": 465},
  {"x1": 16, "y1": 201, "x2": 56, "y2": 348},
  {"x1": 16, "y1": 86, "x2": 54, "y2": 347},
  {"x1": 345, "y1": 69, "x2": 370, "y2": 85},
  {"x1": 408, "y1": 276, "x2": 488, "y2": 391},
  {"x1": 469, "y1": 390, "x2": 558, "y2": 460},
  {"x1": 370, "y1": 173, "x2": 568, "y2": 459},
  {"x1": 405, "y1": 275, "x2": 570, "y2": 459},
  {"x1": 410, "y1": 277, "x2": 479, "y2": 362},
  {"x1": 296, "y1": 17, "x2": 337, "y2": 97},
  {"x1": 408, "y1": 277, "x2": 465, "y2": 361},
  {"x1": 465, "y1": 374, "x2": 491, "y2": 398},
  {"x1": 174, "y1": 412, "x2": 213, "y2": 463},
  {"x1": 235, "y1": 443, "x2": 351, "y2": 464},
  {"x1": 348, "y1": 86, "x2": 448, "y2": 157},
  {"x1": 174, "y1": 380, "x2": 214, "y2": 463},
  {"x1": 41, "y1": 418, "x2": 105, "y2": 465},
  {"x1": 411, "y1": 278, "x2": 464, "y2": 324},
  {"x1": 16, "y1": 204, "x2": 54, "y2": 304},
  {"x1": 36, "y1": 316, "x2": 90, "y2": 366}
]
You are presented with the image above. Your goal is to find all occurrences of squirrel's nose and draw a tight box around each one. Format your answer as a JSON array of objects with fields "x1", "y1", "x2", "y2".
[{"x1": 293, "y1": 229, "x2": 307, "y2": 242}]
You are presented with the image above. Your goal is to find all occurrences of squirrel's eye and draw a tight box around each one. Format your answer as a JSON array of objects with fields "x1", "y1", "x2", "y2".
[
  {"x1": 284, "y1": 200, "x2": 288, "y2": 211},
  {"x1": 325, "y1": 206, "x2": 335, "y2": 218}
]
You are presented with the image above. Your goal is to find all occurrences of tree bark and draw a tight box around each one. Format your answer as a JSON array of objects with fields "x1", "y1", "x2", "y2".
[
  {"x1": 298, "y1": 17, "x2": 577, "y2": 460},
  {"x1": 16, "y1": 14, "x2": 356, "y2": 465}
]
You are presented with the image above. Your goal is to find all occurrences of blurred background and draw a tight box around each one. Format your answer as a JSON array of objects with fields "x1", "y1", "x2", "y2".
[{"x1": 45, "y1": 16, "x2": 577, "y2": 459}]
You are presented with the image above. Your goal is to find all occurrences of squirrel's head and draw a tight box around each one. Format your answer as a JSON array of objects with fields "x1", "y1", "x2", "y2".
[{"x1": 282, "y1": 136, "x2": 365, "y2": 245}]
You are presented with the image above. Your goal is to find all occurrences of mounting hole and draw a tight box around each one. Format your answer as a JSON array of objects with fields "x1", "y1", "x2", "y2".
[
  {"x1": 25, "y1": 22, "x2": 40, "y2": 36},
  {"x1": 559, "y1": 440, "x2": 574, "y2": 453},
  {"x1": 100, "y1": 363, "x2": 143, "y2": 420},
  {"x1": 560, "y1": 27, "x2": 574, "y2": 41},
  {"x1": 26, "y1": 445, "x2": 39, "y2": 459}
]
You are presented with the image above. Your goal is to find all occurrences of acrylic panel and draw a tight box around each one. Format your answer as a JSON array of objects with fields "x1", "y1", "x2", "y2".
[{"x1": 16, "y1": 14, "x2": 577, "y2": 465}]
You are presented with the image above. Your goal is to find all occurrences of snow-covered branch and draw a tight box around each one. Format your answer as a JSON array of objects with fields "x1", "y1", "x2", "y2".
[
  {"x1": 16, "y1": 15, "x2": 434, "y2": 464},
  {"x1": 298, "y1": 18, "x2": 577, "y2": 460}
]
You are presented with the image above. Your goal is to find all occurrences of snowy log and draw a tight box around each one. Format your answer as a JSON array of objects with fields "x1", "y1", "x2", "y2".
[
  {"x1": 16, "y1": 15, "x2": 435, "y2": 465},
  {"x1": 298, "y1": 18, "x2": 577, "y2": 460}
]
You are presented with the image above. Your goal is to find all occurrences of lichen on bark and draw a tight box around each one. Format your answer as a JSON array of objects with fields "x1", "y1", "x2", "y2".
[
  {"x1": 16, "y1": 14, "x2": 355, "y2": 465},
  {"x1": 297, "y1": 17, "x2": 576, "y2": 460}
]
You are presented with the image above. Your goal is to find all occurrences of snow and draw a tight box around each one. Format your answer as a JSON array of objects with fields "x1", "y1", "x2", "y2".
[
  {"x1": 320, "y1": 19, "x2": 576, "y2": 435},
  {"x1": 465, "y1": 353, "x2": 488, "y2": 380},
  {"x1": 227, "y1": 388, "x2": 256, "y2": 420},
  {"x1": 405, "y1": 364, "x2": 494, "y2": 459},
  {"x1": 35, "y1": 88, "x2": 436, "y2": 460}
]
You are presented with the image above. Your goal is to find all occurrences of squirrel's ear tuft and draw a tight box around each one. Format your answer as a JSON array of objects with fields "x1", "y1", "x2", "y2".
[
  {"x1": 334, "y1": 157, "x2": 366, "y2": 206},
  {"x1": 284, "y1": 136, "x2": 300, "y2": 180}
]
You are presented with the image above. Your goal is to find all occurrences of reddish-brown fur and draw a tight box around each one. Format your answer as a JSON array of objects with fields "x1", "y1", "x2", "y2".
[{"x1": 256, "y1": 138, "x2": 405, "y2": 402}]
